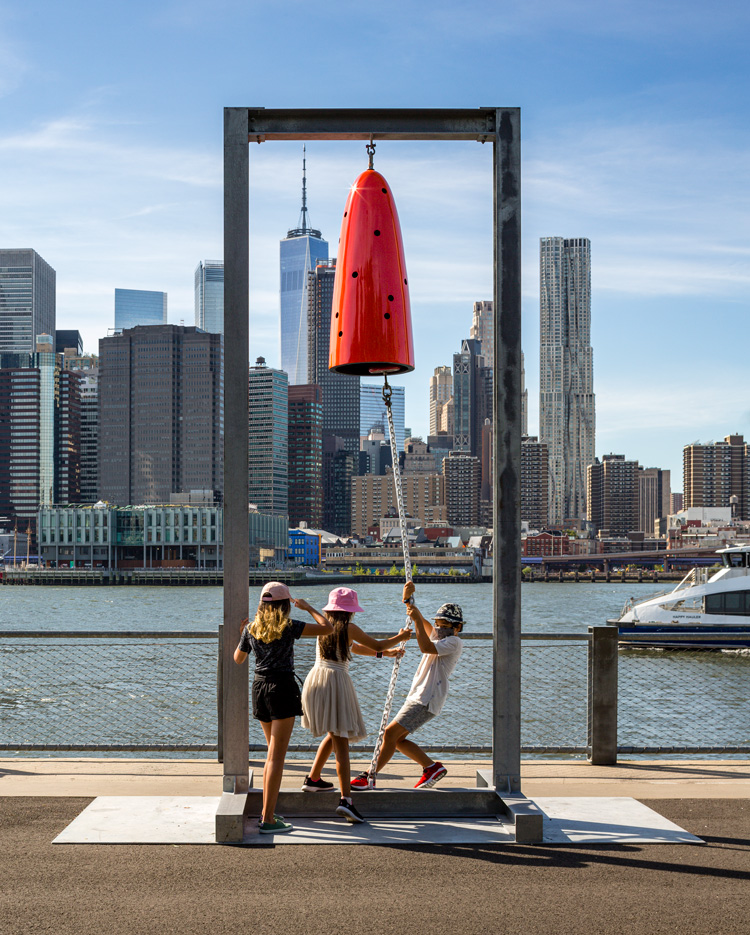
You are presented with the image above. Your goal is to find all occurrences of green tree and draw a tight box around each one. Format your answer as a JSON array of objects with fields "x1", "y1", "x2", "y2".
[{"x1": 389, "y1": 564, "x2": 399, "y2": 576}]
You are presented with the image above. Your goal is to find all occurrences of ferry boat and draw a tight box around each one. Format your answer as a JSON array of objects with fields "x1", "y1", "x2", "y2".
[{"x1": 609, "y1": 545, "x2": 750, "y2": 649}]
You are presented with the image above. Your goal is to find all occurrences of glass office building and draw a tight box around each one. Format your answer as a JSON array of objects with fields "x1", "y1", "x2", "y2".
[
  {"x1": 0, "y1": 249, "x2": 55, "y2": 356},
  {"x1": 114, "y1": 289, "x2": 167, "y2": 331},
  {"x1": 279, "y1": 150, "x2": 328, "y2": 385},
  {"x1": 194, "y1": 260, "x2": 224, "y2": 334},
  {"x1": 360, "y1": 382, "x2": 405, "y2": 453}
]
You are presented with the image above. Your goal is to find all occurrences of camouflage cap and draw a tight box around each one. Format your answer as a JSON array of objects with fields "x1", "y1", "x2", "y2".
[{"x1": 434, "y1": 603, "x2": 464, "y2": 626}]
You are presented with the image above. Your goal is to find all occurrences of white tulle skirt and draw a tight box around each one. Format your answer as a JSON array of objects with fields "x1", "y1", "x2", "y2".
[{"x1": 301, "y1": 659, "x2": 367, "y2": 741}]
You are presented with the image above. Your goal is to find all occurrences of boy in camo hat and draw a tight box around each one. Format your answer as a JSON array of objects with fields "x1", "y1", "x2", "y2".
[{"x1": 351, "y1": 581, "x2": 464, "y2": 789}]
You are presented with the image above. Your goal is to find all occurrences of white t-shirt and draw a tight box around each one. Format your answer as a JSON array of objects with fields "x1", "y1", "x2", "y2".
[{"x1": 406, "y1": 634, "x2": 463, "y2": 715}]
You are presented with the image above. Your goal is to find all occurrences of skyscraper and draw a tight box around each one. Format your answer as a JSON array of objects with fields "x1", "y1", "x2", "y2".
[
  {"x1": 0, "y1": 335, "x2": 80, "y2": 529},
  {"x1": 194, "y1": 261, "x2": 224, "y2": 334},
  {"x1": 64, "y1": 353, "x2": 99, "y2": 504},
  {"x1": 444, "y1": 450, "x2": 481, "y2": 527},
  {"x1": 586, "y1": 454, "x2": 639, "y2": 537},
  {"x1": 0, "y1": 249, "x2": 55, "y2": 356},
  {"x1": 360, "y1": 382, "x2": 405, "y2": 453},
  {"x1": 248, "y1": 358, "x2": 288, "y2": 516},
  {"x1": 469, "y1": 300, "x2": 528, "y2": 434},
  {"x1": 288, "y1": 384, "x2": 323, "y2": 528},
  {"x1": 98, "y1": 325, "x2": 223, "y2": 505},
  {"x1": 638, "y1": 467, "x2": 671, "y2": 535},
  {"x1": 308, "y1": 258, "x2": 359, "y2": 533},
  {"x1": 452, "y1": 338, "x2": 490, "y2": 457},
  {"x1": 539, "y1": 236, "x2": 595, "y2": 525},
  {"x1": 521, "y1": 436, "x2": 549, "y2": 530},
  {"x1": 114, "y1": 289, "x2": 167, "y2": 331},
  {"x1": 429, "y1": 365, "x2": 453, "y2": 437},
  {"x1": 280, "y1": 149, "x2": 328, "y2": 385}
]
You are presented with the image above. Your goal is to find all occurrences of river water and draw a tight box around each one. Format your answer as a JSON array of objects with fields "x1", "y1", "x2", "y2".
[{"x1": 2, "y1": 581, "x2": 749, "y2": 757}]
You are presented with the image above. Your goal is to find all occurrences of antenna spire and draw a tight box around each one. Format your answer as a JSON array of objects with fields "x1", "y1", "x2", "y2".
[{"x1": 286, "y1": 145, "x2": 322, "y2": 239}]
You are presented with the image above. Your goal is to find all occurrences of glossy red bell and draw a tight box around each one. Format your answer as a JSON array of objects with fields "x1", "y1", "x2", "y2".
[{"x1": 329, "y1": 167, "x2": 414, "y2": 375}]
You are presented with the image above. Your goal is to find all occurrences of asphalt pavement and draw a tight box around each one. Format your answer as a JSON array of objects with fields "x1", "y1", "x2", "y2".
[{"x1": 2, "y1": 795, "x2": 750, "y2": 935}]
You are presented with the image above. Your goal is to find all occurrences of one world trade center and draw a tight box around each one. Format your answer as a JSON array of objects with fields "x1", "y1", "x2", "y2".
[{"x1": 280, "y1": 148, "x2": 328, "y2": 385}]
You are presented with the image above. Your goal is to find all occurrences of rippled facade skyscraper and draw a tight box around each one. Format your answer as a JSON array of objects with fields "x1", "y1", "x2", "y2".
[
  {"x1": 539, "y1": 236, "x2": 595, "y2": 525},
  {"x1": 280, "y1": 149, "x2": 328, "y2": 385}
]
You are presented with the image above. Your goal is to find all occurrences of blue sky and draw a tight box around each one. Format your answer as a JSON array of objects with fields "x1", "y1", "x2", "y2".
[{"x1": 1, "y1": 0, "x2": 749, "y2": 484}]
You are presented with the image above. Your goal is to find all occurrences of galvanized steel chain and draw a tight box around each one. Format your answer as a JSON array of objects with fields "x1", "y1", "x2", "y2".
[{"x1": 366, "y1": 377, "x2": 414, "y2": 787}]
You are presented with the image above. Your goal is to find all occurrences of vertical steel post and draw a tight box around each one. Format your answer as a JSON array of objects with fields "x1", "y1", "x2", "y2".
[
  {"x1": 588, "y1": 626, "x2": 618, "y2": 765},
  {"x1": 492, "y1": 108, "x2": 522, "y2": 792},
  {"x1": 222, "y1": 107, "x2": 250, "y2": 794}
]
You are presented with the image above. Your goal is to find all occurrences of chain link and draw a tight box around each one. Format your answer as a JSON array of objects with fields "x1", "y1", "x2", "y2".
[{"x1": 365, "y1": 379, "x2": 414, "y2": 786}]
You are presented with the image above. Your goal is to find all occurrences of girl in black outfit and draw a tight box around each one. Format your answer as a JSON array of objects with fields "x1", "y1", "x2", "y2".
[{"x1": 234, "y1": 580, "x2": 331, "y2": 834}]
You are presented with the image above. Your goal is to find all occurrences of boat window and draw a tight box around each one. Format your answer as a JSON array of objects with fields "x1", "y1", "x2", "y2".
[
  {"x1": 705, "y1": 591, "x2": 750, "y2": 615},
  {"x1": 728, "y1": 553, "x2": 746, "y2": 568},
  {"x1": 725, "y1": 592, "x2": 743, "y2": 614}
]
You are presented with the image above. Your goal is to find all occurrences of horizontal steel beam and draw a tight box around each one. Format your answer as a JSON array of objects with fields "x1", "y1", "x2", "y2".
[{"x1": 245, "y1": 107, "x2": 507, "y2": 142}]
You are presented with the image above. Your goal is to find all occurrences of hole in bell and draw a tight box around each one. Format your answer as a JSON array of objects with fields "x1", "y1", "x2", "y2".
[
  {"x1": 388, "y1": 295, "x2": 394, "y2": 301},
  {"x1": 374, "y1": 230, "x2": 381, "y2": 236},
  {"x1": 382, "y1": 188, "x2": 387, "y2": 193},
  {"x1": 338, "y1": 331, "x2": 343, "y2": 337},
  {"x1": 384, "y1": 313, "x2": 391, "y2": 319},
  {"x1": 352, "y1": 272, "x2": 358, "y2": 278}
]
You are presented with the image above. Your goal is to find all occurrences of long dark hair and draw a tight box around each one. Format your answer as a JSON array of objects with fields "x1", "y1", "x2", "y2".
[{"x1": 319, "y1": 610, "x2": 352, "y2": 661}]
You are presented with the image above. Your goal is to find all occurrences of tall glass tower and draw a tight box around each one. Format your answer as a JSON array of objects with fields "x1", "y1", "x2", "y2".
[
  {"x1": 280, "y1": 148, "x2": 328, "y2": 385},
  {"x1": 114, "y1": 289, "x2": 167, "y2": 330},
  {"x1": 539, "y1": 236, "x2": 595, "y2": 525},
  {"x1": 194, "y1": 261, "x2": 224, "y2": 334}
]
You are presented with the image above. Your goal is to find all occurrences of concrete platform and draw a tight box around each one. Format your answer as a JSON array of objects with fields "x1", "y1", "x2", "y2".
[{"x1": 53, "y1": 794, "x2": 703, "y2": 846}]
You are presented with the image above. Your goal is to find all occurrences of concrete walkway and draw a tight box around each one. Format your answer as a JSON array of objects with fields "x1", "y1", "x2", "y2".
[{"x1": 2, "y1": 757, "x2": 750, "y2": 798}]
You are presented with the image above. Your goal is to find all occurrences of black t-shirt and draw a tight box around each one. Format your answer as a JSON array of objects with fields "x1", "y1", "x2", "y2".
[{"x1": 238, "y1": 619, "x2": 306, "y2": 675}]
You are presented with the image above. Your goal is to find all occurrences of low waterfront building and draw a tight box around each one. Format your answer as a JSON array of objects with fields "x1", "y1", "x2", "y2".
[
  {"x1": 288, "y1": 527, "x2": 321, "y2": 566},
  {"x1": 522, "y1": 530, "x2": 571, "y2": 557},
  {"x1": 37, "y1": 504, "x2": 288, "y2": 569}
]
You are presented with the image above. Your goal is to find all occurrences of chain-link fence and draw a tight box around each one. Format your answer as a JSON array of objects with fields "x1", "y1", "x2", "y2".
[
  {"x1": 1, "y1": 631, "x2": 590, "y2": 755},
  {"x1": 618, "y1": 645, "x2": 750, "y2": 754},
  {"x1": 2, "y1": 630, "x2": 749, "y2": 757}
]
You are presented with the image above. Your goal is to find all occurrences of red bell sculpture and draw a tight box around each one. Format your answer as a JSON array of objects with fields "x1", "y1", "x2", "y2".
[{"x1": 329, "y1": 159, "x2": 414, "y2": 375}]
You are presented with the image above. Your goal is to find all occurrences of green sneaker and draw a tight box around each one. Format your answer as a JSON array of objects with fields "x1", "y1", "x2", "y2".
[
  {"x1": 257, "y1": 813, "x2": 285, "y2": 826},
  {"x1": 258, "y1": 818, "x2": 293, "y2": 834}
]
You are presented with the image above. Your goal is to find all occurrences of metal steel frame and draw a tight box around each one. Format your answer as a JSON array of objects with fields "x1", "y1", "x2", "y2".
[{"x1": 222, "y1": 107, "x2": 522, "y2": 800}]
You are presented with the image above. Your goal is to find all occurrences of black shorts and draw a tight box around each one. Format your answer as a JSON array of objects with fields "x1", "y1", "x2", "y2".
[{"x1": 252, "y1": 673, "x2": 303, "y2": 722}]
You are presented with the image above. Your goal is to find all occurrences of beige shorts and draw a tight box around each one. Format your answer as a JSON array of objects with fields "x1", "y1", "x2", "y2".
[{"x1": 393, "y1": 700, "x2": 435, "y2": 734}]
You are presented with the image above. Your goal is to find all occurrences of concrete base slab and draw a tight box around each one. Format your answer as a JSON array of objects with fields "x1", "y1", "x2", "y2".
[
  {"x1": 53, "y1": 795, "x2": 703, "y2": 846},
  {"x1": 534, "y1": 797, "x2": 704, "y2": 845},
  {"x1": 241, "y1": 816, "x2": 514, "y2": 845},
  {"x1": 53, "y1": 796, "x2": 218, "y2": 845}
]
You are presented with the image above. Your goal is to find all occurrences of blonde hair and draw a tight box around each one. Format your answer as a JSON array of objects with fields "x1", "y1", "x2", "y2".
[{"x1": 249, "y1": 598, "x2": 291, "y2": 643}]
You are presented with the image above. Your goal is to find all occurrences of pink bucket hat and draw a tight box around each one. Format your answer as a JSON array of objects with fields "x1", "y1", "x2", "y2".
[
  {"x1": 322, "y1": 587, "x2": 364, "y2": 614},
  {"x1": 260, "y1": 581, "x2": 291, "y2": 602}
]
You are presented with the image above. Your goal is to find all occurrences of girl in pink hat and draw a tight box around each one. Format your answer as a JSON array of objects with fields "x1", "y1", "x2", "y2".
[
  {"x1": 234, "y1": 580, "x2": 332, "y2": 835},
  {"x1": 300, "y1": 586, "x2": 411, "y2": 823}
]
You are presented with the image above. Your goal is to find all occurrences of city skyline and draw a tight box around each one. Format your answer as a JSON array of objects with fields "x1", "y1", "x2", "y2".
[{"x1": 1, "y1": 1, "x2": 748, "y2": 482}]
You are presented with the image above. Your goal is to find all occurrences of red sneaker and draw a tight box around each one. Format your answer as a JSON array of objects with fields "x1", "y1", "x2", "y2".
[
  {"x1": 350, "y1": 772, "x2": 373, "y2": 790},
  {"x1": 414, "y1": 762, "x2": 447, "y2": 789}
]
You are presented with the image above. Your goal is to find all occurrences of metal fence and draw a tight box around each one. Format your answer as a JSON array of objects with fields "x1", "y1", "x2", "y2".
[{"x1": 1, "y1": 629, "x2": 749, "y2": 757}]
